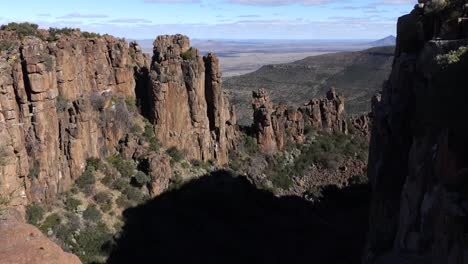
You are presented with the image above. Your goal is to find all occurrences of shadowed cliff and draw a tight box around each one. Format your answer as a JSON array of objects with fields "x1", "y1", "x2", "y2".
[{"x1": 107, "y1": 171, "x2": 369, "y2": 264}]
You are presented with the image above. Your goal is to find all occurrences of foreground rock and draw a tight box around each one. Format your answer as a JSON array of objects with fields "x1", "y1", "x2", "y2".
[
  {"x1": 365, "y1": 2, "x2": 468, "y2": 263},
  {"x1": 0, "y1": 209, "x2": 82, "y2": 264}
]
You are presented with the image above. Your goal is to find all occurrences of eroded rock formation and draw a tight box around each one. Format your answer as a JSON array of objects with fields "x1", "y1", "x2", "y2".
[
  {"x1": 0, "y1": 30, "x2": 145, "y2": 205},
  {"x1": 0, "y1": 209, "x2": 82, "y2": 264},
  {"x1": 252, "y1": 88, "x2": 347, "y2": 153},
  {"x1": 146, "y1": 35, "x2": 236, "y2": 165},
  {"x1": 365, "y1": 2, "x2": 468, "y2": 263}
]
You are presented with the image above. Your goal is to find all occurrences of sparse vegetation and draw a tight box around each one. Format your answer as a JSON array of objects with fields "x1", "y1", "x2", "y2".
[
  {"x1": 81, "y1": 31, "x2": 101, "y2": 39},
  {"x1": 0, "y1": 40, "x2": 15, "y2": 51},
  {"x1": 83, "y1": 205, "x2": 102, "y2": 222},
  {"x1": 436, "y1": 46, "x2": 468, "y2": 65},
  {"x1": 48, "y1": 27, "x2": 75, "y2": 41},
  {"x1": 181, "y1": 48, "x2": 193, "y2": 60},
  {"x1": 39, "y1": 213, "x2": 61, "y2": 233},
  {"x1": 1, "y1": 22, "x2": 40, "y2": 39},
  {"x1": 26, "y1": 203, "x2": 45, "y2": 226},
  {"x1": 55, "y1": 96, "x2": 68, "y2": 112},
  {"x1": 166, "y1": 146, "x2": 185, "y2": 162}
]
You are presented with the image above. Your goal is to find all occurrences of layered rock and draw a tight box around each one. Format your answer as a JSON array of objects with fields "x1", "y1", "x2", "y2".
[
  {"x1": 0, "y1": 209, "x2": 82, "y2": 264},
  {"x1": 0, "y1": 29, "x2": 145, "y2": 204},
  {"x1": 252, "y1": 88, "x2": 347, "y2": 153},
  {"x1": 146, "y1": 35, "x2": 236, "y2": 165},
  {"x1": 365, "y1": 2, "x2": 468, "y2": 263}
]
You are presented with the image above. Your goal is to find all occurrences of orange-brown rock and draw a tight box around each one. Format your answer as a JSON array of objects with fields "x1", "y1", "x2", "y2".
[
  {"x1": 0, "y1": 209, "x2": 82, "y2": 264},
  {"x1": 252, "y1": 88, "x2": 347, "y2": 153},
  {"x1": 0, "y1": 30, "x2": 144, "y2": 204},
  {"x1": 147, "y1": 35, "x2": 236, "y2": 165}
]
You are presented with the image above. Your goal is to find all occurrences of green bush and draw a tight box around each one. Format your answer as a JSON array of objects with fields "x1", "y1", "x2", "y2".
[
  {"x1": 48, "y1": 27, "x2": 74, "y2": 41},
  {"x1": 113, "y1": 177, "x2": 130, "y2": 191},
  {"x1": 116, "y1": 195, "x2": 132, "y2": 209},
  {"x1": 166, "y1": 146, "x2": 185, "y2": 162},
  {"x1": 132, "y1": 171, "x2": 151, "y2": 187},
  {"x1": 75, "y1": 168, "x2": 96, "y2": 190},
  {"x1": 39, "y1": 213, "x2": 61, "y2": 233},
  {"x1": 86, "y1": 157, "x2": 103, "y2": 171},
  {"x1": 73, "y1": 222, "x2": 113, "y2": 263},
  {"x1": 349, "y1": 174, "x2": 369, "y2": 185},
  {"x1": 101, "y1": 175, "x2": 114, "y2": 188},
  {"x1": 83, "y1": 205, "x2": 102, "y2": 222},
  {"x1": 181, "y1": 48, "x2": 193, "y2": 60},
  {"x1": 1, "y1": 22, "x2": 39, "y2": 39},
  {"x1": 306, "y1": 186, "x2": 324, "y2": 201},
  {"x1": 244, "y1": 135, "x2": 258, "y2": 154},
  {"x1": 107, "y1": 155, "x2": 135, "y2": 178},
  {"x1": 26, "y1": 203, "x2": 44, "y2": 226},
  {"x1": 271, "y1": 170, "x2": 293, "y2": 190},
  {"x1": 65, "y1": 196, "x2": 82, "y2": 211},
  {"x1": 93, "y1": 191, "x2": 112, "y2": 205},
  {"x1": 81, "y1": 31, "x2": 101, "y2": 39},
  {"x1": 123, "y1": 186, "x2": 144, "y2": 202},
  {"x1": 0, "y1": 40, "x2": 15, "y2": 51}
]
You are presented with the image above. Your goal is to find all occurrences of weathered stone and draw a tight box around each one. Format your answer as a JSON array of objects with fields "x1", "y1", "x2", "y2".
[
  {"x1": 147, "y1": 35, "x2": 236, "y2": 165},
  {"x1": 0, "y1": 208, "x2": 82, "y2": 264}
]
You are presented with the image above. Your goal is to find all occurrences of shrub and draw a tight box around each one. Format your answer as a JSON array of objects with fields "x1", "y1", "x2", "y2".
[
  {"x1": 65, "y1": 196, "x2": 82, "y2": 211},
  {"x1": 1, "y1": 22, "x2": 39, "y2": 39},
  {"x1": 271, "y1": 170, "x2": 293, "y2": 190},
  {"x1": 75, "y1": 168, "x2": 96, "y2": 190},
  {"x1": 143, "y1": 120, "x2": 156, "y2": 139},
  {"x1": 93, "y1": 191, "x2": 112, "y2": 205},
  {"x1": 116, "y1": 195, "x2": 132, "y2": 209},
  {"x1": 181, "y1": 48, "x2": 193, "y2": 60},
  {"x1": 39, "y1": 213, "x2": 61, "y2": 234},
  {"x1": 48, "y1": 27, "x2": 74, "y2": 41},
  {"x1": 73, "y1": 222, "x2": 113, "y2": 263},
  {"x1": 101, "y1": 175, "x2": 114, "y2": 188},
  {"x1": 107, "y1": 155, "x2": 135, "y2": 178},
  {"x1": 123, "y1": 186, "x2": 144, "y2": 202},
  {"x1": 28, "y1": 165, "x2": 39, "y2": 180},
  {"x1": 81, "y1": 31, "x2": 101, "y2": 38},
  {"x1": 83, "y1": 205, "x2": 102, "y2": 222},
  {"x1": 100, "y1": 202, "x2": 112, "y2": 213},
  {"x1": 436, "y1": 46, "x2": 468, "y2": 65},
  {"x1": 244, "y1": 135, "x2": 257, "y2": 154},
  {"x1": 148, "y1": 137, "x2": 161, "y2": 152},
  {"x1": 168, "y1": 173, "x2": 184, "y2": 190},
  {"x1": 130, "y1": 124, "x2": 143, "y2": 134},
  {"x1": 132, "y1": 171, "x2": 151, "y2": 187},
  {"x1": 86, "y1": 157, "x2": 103, "y2": 171},
  {"x1": 166, "y1": 147, "x2": 184, "y2": 162},
  {"x1": 26, "y1": 203, "x2": 44, "y2": 226},
  {"x1": 0, "y1": 40, "x2": 15, "y2": 51},
  {"x1": 306, "y1": 186, "x2": 324, "y2": 201},
  {"x1": 55, "y1": 96, "x2": 68, "y2": 112},
  {"x1": 349, "y1": 174, "x2": 369, "y2": 185},
  {"x1": 113, "y1": 177, "x2": 130, "y2": 191},
  {"x1": 125, "y1": 96, "x2": 137, "y2": 113}
]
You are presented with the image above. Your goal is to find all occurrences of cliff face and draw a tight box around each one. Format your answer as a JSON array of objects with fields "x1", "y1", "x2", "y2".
[
  {"x1": 252, "y1": 88, "x2": 348, "y2": 154},
  {"x1": 0, "y1": 31, "x2": 144, "y2": 205},
  {"x1": 0, "y1": 31, "x2": 236, "y2": 206},
  {"x1": 365, "y1": 2, "x2": 468, "y2": 263},
  {"x1": 147, "y1": 35, "x2": 236, "y2": 165}
]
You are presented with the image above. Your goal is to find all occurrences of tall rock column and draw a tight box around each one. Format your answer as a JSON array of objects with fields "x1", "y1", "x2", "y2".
[{"x1": 147, "y1": 35, "x2": 236, "y2": 165}]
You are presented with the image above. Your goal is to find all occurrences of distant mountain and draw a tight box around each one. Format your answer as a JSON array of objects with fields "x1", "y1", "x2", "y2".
[
  {"x1": 369, "y1": 35, "x2": 396, "y2": 47},
  {"x1": 223, "y1": 46, "x2": 395, "y2": 125}
]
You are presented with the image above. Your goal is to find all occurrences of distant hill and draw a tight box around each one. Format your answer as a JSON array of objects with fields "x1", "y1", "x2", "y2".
[
  {"x1": 369, "y1": 36, "x2": 396, "y2": 47},
  {"x1": 223, "y1": 46, "x2": 395, "y2": 125}
]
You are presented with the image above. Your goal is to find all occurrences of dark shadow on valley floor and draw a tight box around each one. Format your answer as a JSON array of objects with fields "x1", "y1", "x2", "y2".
[{"x1": 107, "y1": 170, "x2": 369, "y2": 264}]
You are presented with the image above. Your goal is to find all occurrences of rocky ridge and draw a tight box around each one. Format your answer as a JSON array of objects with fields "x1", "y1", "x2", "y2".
[
  {"x1": 252, "y1": 87, "x2": 348, "y2": 154},
  {"x1": 365, "y1": 1, "x2": 468, "y2": 263}
]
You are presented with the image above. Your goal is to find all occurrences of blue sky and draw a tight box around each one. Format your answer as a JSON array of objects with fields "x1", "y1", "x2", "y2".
[{"x1": 1, "y1": 0, "x2": 414, "y2": 39}]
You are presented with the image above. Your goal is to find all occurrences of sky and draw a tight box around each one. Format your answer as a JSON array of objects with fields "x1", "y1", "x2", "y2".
[{"x1": 0, "y1": 0, "x2": 415, "y2": 39}]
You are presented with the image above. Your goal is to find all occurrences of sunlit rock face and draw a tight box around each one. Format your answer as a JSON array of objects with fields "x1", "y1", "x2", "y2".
[
  {"x1": 146, "y1": 34, "x2": 236, "y2": 165},
  {"x1": 365, "y1": 2, "x2": 468, "y2": 263},
  {"x1": 0, "y1": 30, "x2": 147, "y2": 204}
]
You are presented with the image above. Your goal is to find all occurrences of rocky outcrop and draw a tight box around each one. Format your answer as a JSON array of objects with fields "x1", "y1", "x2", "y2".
[
  {"x1": 146, "y1": 35, "x2": 236, "y2": 165},
  {"x1": 0, "y1": 29, "x2": 153, "y2": 205},
  {"x1": 0, "y1": 209, "x2": 82, "y2": 264},
  {"x1": 252, "y1": 88, "x2": 347, "y2": 154},
  {"x1": 365, "y1": 2, "x2": 468, "y2": 263}
]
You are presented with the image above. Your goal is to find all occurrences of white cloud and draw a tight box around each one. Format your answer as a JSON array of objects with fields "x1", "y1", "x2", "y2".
[
  {"x1": 228, "y1": 0, "x2": 335, "y2": 6},
  {"x1": 57, "y1": 12, "x2": 108, "y2": 19}
]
